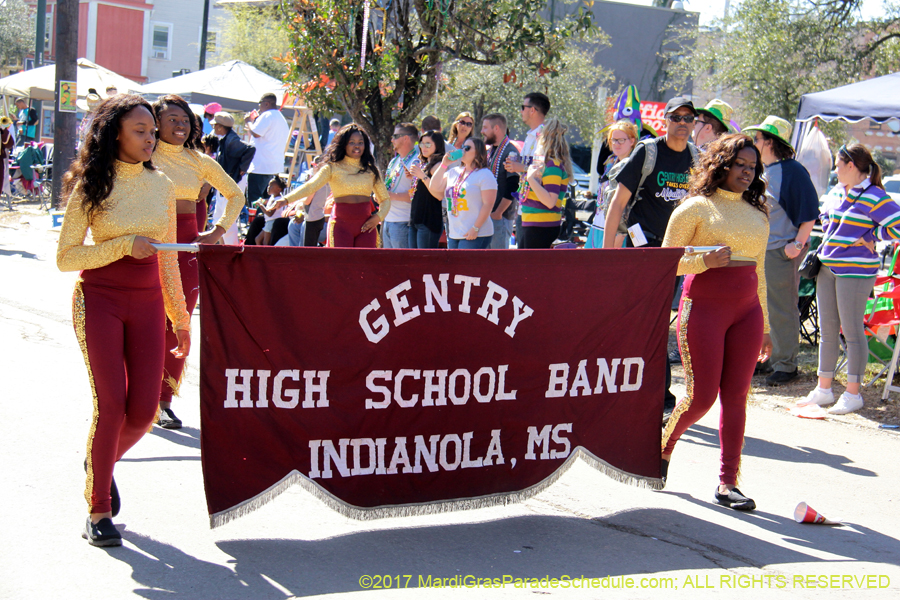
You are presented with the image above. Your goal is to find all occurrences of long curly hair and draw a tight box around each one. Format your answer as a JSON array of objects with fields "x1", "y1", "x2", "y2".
[
  {"x1": 63, "y1": 94, "x2": 156, "y2": 217},
  {"x1": 324, "y1": 123, "x2": 380, "y2": 180},
  {"x1": 541, "y1": 117, "x2": 573, "y2": 178},
  {"x1": 687, "y1": 133, "x2": 767, "y2": 215},
  {"x1": 151, "y1": 94, "x2": 200, "y2": 150}
]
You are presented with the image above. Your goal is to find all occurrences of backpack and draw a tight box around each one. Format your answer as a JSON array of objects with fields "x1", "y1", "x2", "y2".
[{"x1": 602, "y1": 137, "x2": 699, "y2": 235}]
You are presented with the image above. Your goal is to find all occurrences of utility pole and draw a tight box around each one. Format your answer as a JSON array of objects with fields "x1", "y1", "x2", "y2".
[
  {"x1": 199, "y1": 0, "x2": 210, "y2": 70},
  {"x1": 51, "y1": 0, "x2": 78, "y2": 209},
  {"x1": 33, "y1": 0, "x2": 47, "y2": 138}
]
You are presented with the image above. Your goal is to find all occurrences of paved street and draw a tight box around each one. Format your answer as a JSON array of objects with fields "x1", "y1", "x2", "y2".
[{"x1": 2, "y1": 209, "x2": 899, "y2": 599}]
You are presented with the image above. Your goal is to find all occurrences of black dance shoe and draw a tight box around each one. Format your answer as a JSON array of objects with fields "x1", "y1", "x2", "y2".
[
  {"x1": 158, "y1": 407, "x2": 183, "y2": 430},
  {"x1": 110, "y1": 476, "x2": 120, "y2": 518},
  {"x1": 660, "y1": 459, "x2": 669, "y2": 487},
  {"x1": 714, "y1": 487, "x2": 756, "y2": 511},
  {"x1": 82, "y1": 517, "x2": 122, "y2": 547}
]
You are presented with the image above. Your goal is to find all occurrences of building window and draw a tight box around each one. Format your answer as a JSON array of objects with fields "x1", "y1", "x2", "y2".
[
  {"x1": 44, "y1": 13, "x2": 53, "y2": 53},
  {"x1": 151, "y1": 23, "x2": 173, "y2": 60}
]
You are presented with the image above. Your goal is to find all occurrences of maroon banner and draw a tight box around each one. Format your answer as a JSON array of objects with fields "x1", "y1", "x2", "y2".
[{"x1": 198, "y1": 246, "x2": 682, "y2": 526}]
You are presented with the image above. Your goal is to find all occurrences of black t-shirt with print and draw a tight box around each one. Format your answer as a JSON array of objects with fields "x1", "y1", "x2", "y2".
[
  {"x1": 616, "y1": 138, "x2": 693, "y2": 240},
  {"x1": 488, "y1": 142, "x2": 520, "y2": 220}
]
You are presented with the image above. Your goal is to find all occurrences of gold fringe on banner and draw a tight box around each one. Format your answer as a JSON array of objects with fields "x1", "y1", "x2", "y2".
[{"x1": 209, "y1": 448, "x2": 664, "y2": 529}]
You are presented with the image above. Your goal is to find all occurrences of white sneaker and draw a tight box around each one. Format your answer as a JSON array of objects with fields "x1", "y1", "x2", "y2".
[
  {"x1": 798, "y1": 387, "x2": 834, "y2": 407},
  {"x1": 827, "y1": 392, "x2": 864, "y2": 415}
]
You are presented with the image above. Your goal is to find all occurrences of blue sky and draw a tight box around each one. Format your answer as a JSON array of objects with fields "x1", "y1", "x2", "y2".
[{"x1": 612, "y1": 0, "x2": 885, "y2": 25}]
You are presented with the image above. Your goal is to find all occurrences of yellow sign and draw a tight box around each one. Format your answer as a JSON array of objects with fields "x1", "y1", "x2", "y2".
[{"x1": 59, "y1": 80, "x2": 77, "y2": 113}]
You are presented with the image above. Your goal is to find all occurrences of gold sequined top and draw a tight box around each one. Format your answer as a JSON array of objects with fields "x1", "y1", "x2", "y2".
[
  {"x1": 56, "y1": 161, "x2": 191, "y2": 332},
  {"x1": 153, "y1": 140, "x2": 243, "y2": 231},
  {"x1": 283, "y1": 157, "x2": 391, "y2": 220},
  {"x1": 662, "y1": 188, "x2": 770, "y2": 332}
]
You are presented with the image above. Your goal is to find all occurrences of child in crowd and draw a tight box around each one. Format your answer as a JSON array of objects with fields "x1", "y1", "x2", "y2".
[{"x1": 254, "y1": 176, "x2": 287, "y2": 245}]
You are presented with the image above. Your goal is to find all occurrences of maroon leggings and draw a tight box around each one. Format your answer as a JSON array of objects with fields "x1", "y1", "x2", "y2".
[
  {"x1": 662, "y1": 266, "x2": 763, "y2": 486},
  {"x1": 159, "y1": 213, "x2": 199, "y2": 403},
  {"x1": 330, "y1": 201, "x2": 376, "y2": 248},
  {"x1": 76, "y1": 256, "x2": 166, "y2": 514}
]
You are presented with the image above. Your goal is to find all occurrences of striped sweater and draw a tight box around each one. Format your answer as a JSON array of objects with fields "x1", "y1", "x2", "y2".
[
  {"x1": 819, "y1": 178, "x2": 900, "y2": 277},
  {"x1": 520, "y1": 158, "x2": 569, "y2": 227}
]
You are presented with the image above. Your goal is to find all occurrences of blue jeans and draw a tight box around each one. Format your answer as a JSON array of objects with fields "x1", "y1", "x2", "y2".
[
  {"x1": 490, "y1": 217, "x2": 514, "y2": 249},
  {"x1": 408, "y1": 223, "x2": 442, "y2": 248},
  {"x1": 448, "y1": 236, "x2": 492, "y2": 249},
  {"x1": 382, "y1": 221, "x2": 411, "y2": 248}
]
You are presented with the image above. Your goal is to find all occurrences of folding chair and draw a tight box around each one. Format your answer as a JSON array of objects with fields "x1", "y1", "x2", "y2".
[
  {"x1": 856, "y1": 243, "x2": 900, "y2": 393},
  {"x1": 798, "y1": 235, "x2": 822, "y2": 346}
]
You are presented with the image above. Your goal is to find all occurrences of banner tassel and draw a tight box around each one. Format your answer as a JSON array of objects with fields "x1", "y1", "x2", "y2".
[{"x1": 209, "y1": 448, "x2": 664, "y2": 529}]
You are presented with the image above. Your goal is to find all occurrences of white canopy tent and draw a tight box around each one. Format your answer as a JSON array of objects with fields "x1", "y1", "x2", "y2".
[
  {"x1": 141, "y1": 60, "x2": 285, "y2": 113},
  {"x1": 0, "y1": 58, "x2": 144, "y2": 108},
  {"x1": 793, "y1": 72, "x2": 900, "y2": 146}
]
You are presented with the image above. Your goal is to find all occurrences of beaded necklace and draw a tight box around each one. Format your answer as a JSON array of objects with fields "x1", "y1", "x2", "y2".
[
  {"x1": 447, "y1": 167, "x2": 473, "y2": 217},
  {"x1": 385, "y1": 149, "x2": 418, "y2": 192},
  {"x1": 489, "y1": 137, "x2": 511, "y2": 179}
]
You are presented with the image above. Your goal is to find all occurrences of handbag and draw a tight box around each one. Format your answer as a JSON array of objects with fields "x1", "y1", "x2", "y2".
[{"x1": 798, "y1": 250, "x2": 821, "y2": 280}]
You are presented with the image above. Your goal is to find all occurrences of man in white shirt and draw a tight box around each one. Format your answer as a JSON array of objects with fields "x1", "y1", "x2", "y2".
[
  {"x1": 382, "y1": 122, "x2": 419, "y2": 248},
  {"x1": 246, "y1": 93, "x2": 290, "y2": 205},
  {"x1": 505, "y1": 91, "x2": 549, "y2": 248}
]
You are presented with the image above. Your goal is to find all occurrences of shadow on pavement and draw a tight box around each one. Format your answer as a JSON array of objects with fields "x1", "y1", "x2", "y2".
[
  {"x1": 679, "y1": 424, "x2": 876, "y2": 477},
  {"x1": 148, "y1": 426, "x2": 201, "y2": 450},
  {"x1": 0, "y1": 248, "x2": 40, "y2": 260},
  {"x1": 109, "y1": 509, "x2": 900, "y2": 599}
]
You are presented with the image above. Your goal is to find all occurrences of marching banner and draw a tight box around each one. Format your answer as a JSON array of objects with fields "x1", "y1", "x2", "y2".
[{"x1": 198, "y1": 246, "x2": 682, "y2": 527}]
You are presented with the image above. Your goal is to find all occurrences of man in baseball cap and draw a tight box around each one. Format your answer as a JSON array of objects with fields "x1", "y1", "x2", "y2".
[
  {"x1": 694, "y1": 99, "x2": 734, "y2": 148},
  {"x1": 744, "y1": 115, "x2": 819, "y2": 387},
  {"x1": 603, "y1": 94, "x2": 701, "y2": 420}
]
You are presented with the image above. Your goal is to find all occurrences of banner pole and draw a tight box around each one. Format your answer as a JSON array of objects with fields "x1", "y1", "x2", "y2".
[{"x1": 151, "y1": 243, "x2": 200, "y2": 253}]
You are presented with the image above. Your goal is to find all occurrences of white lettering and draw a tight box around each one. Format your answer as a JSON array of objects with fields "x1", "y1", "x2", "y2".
[
  {"x1": 321, "y1": 439, "x2": 350, "y2": 479},
  {"x1": 422, "y1": 369, "x2": 448, "y2": 406},
  {"x1": 412, "y1": 434, "x2": 440, "y2": 473},
  {"x1": 551, "y1": 423, "x2": 573, "y2": 459},
  {"x1": 359, "y1": 299, "x2": 389, "y2": 343},
  {"x1": 254, "y1": 370, "x2": 270, "y2": 408},
  {"x1": 525, "y1": 425, "x2": 552, "y2": 460},
  {"x1": 272, "y1": 369, "x2": 300, "y2": 409},
  {"x1": 422, "y1": 273, "x2": 451, "y2": 313},
  {"x1": 504, "y1": 296, "x2": 534, "y2": 338},
  {"x1": 387, "y1": 436, "x2": 413, "y2": 474},
  {"x1": 483, "y1": 429, "x2": 505, "y2": 466},
  {"x1": 439, "y1": 434, "x2": 463, "y2": 470},
  {"x1": 545, "y1": 363, "x2": 569, "y2": 398},
  {"x1": 621, "y1": 357, "x2": 644, "y2": 392},
  {"x1": 448, "y1": 368, "x2": 471, "y2": 405},
  {"x1": 308, "y1": 440, "x2": 321, "y2": 478},
  {"x1": 495, "y1": 365, "x2": 517, "y2": 400},
  {"x1": 350, "y1": 439, "x2": 376, "y2": 476},
  {"x1": 394, "y1": 369, "x2": 421, "y2": 408},
  {"x1": 594, "y1": 358, "x2": 621, "y2": 394},
  {"x1": 476, "y1": 281, "x2": 509, "y2": 325},
  {"x1": 224, "y1": 369, "x2": 254, "y2": 408},
  {"x1": 302, "y1": 370, "x2": 330, "y2": 408},
  {"x1": 453, "y1": 275, "x2": 481, "y2": 313},
  {"x1": 472, "y1": 367, "x2": 496, "y2": 403},
  {"x1": 365, "y1": 370, "x2": 392, "y2": 409},
  {"x1": 569, "y1": 360, "x2": 591, "y2": 397},
  {"x1": 460, "y1": 432, "x2": 483, "y2": 468},
  {"x1": 385, "y1": 279, "x2": 421, "y2": 326}
]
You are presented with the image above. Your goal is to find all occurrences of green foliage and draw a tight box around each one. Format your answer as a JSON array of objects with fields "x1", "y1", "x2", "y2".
[
  {"x1": 662, "y1": 0, "x2": 900, "y2": 125},
  {"x1": 216, "y1": 6, "x2": 292, "y2": 79},
  {"x1": 0, "y1": 0, "x2": 33, "y2": 73},
  {"x1": 282, "y1": 0, "x2": 596, "y2": 165},
  {"x1": 430, "y1": 31, "x2": 612, "y2": 143}
]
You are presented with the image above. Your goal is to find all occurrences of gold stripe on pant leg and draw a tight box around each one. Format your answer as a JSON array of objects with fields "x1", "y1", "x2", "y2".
[
  {"x1": 73, "y1": 281, "x2": 100, "y2": 513},
  {"x1": 662, "y1": 298, "x2": 694, "y2": 451}
]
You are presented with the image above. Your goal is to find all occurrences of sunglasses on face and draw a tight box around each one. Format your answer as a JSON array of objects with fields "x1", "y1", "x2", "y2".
[
  {"x1": 521, "y1": 104, "x2": 532, "y2": 111},
  {"x1": 458, "y1": 121, "x2": 473, "y2": 127},
  {"x1": 391, "y1": 133, "x2": 409, "y2": 139},
  {"x1": 667, "y1": 114, "x2": 696, "y2": 124},
  {"x1": 462, "y1": 145, "x2": 473, "y2": 151}
]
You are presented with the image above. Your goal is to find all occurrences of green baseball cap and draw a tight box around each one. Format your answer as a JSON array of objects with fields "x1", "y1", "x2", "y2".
[
  {"x1": 743, "y1": 115, "x2": 793, "y2": 151},
  {"x1": 696, "y1": 99, "x2": 734, "y2": 133}
]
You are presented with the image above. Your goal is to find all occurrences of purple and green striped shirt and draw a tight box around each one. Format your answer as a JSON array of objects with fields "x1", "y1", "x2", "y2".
[
  {"x1": 521, "y1": 158, "x2": 569, "y2": 227},
  {"x1": 820, "y1": 178, "x2": 900, "y2": 277}
]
